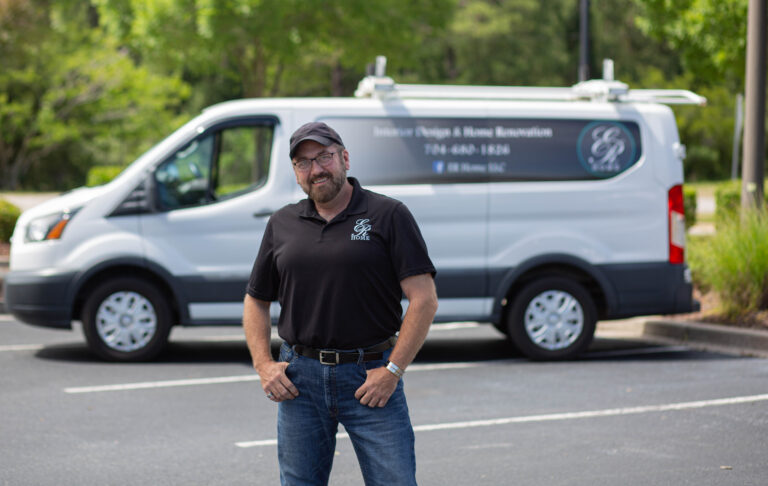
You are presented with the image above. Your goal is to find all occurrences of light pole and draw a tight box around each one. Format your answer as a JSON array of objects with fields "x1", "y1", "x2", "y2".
[
  {"x1": 579, "y1": 0, "x2": 590, "y2": 82},
  {"x1": 741, "y1": 0, "x2": 766, "y2": 210}
]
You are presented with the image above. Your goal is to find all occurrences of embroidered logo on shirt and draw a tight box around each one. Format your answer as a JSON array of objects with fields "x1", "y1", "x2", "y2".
[{"x1": 351, "y1": 219, "x2": 371, "y2": 241}]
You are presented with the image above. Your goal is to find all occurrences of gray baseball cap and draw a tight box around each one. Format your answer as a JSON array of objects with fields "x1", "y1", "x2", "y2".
[{"x1": 289, "y1": 122, "x2": 345, "y2": 159}]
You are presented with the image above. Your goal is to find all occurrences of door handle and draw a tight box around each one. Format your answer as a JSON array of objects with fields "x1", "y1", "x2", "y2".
[{"x1": 253, "y1": 210, "x2": 274, "y2": 218}]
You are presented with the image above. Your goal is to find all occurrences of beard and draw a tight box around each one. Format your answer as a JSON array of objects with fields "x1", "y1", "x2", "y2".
[{"x1": 302, "y1": 166, "x2": 347, "y2": 204}]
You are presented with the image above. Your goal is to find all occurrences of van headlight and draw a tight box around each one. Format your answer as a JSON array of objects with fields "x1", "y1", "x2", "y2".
[{"x1": 25, "y1": 208, "x2": 80, "y2": 243}]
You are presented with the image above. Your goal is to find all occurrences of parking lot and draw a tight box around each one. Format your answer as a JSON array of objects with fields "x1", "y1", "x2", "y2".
[{"x1": 2, "y1": 314, "x2": 767, "y2": 485}]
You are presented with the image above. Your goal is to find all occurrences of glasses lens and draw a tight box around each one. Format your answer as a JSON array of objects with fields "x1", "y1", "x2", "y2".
[
  {"x1": 317, "y1": 153, "x2": 334, "y2": 164},
  {"x1": 293, "y1": 151, "x2": 339, "y2": 171}
]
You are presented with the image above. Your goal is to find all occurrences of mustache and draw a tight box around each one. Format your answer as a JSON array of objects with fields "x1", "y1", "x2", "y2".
[{"x1": 311, "y1": 172, "x2": 332, "y2": 183}]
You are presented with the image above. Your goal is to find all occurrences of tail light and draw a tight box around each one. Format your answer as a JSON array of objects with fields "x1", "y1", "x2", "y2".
[{"x1": 668, "y1": 185, "x2": 686, "y2": 264}]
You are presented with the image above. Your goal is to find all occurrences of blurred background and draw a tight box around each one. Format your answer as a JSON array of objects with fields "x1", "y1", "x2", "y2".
[{"x1": 0, "y1": 0, "x2": 758, "y2": 191}]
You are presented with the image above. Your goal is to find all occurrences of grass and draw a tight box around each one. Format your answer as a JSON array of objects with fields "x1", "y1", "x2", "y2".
[
  {"x1": 685, "y1": 180, "x2": 720, "y2": 198},
  {"x1": 687, "y1": 209, "x2": 768, "y2": 320}
]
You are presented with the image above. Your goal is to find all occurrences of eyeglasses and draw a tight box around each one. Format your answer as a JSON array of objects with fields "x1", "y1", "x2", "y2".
[{"x1": 292, "y1": 151, "x2": 340, "y2": 172}]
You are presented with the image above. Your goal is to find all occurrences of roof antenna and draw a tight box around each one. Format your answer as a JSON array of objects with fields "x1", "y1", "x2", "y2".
[
  {"x1": 375, "y1": 56, "x2": 387, "y2": 77},
  {"x1": 603, "y1": 59, "x2": 614, "y2": 81}
]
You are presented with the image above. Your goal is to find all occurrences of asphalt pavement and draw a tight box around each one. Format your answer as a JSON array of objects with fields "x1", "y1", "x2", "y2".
[{"x1": 1, "y1": 317, "x2": 767, "y2": 485}]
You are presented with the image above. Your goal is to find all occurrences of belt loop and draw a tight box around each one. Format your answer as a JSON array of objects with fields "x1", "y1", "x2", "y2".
[{"x1": 356, "y1": 348, "x2": 364, "y2": 365}]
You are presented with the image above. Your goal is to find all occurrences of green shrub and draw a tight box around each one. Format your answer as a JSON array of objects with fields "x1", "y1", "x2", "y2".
[
  {"x1": 689, "y1": 209, "x2": 768, "y2": 318},
  {"x1": 714, "y1": 180, "x2": 741, "y2": 229},
  {"x1": 0, "y1": 199, "x2": 21, "y2": 243},
  {"x1": 86, "y1": 166, "x2": 124, "y2": 187},
  {"x1": 715, "y1": 179, "x2": 768, "y2": 229},
  {"x1": 683, "y1": 186, "x2": 696, "y2": 229}
]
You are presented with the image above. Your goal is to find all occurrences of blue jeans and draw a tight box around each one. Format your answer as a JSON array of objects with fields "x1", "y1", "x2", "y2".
[{"x1": 277, "y1": 342, "x2": 417, "y2": 486}]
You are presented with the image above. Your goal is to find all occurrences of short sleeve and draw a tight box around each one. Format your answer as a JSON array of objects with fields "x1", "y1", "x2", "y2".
[
  {"x1": 246, "y1": 220, "x2": 280, "y2": 301},
  {"x1": 389, "y1": 203, "x2": 436, "y2": 281}
]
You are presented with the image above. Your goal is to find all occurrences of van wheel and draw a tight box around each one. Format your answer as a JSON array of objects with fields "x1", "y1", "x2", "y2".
[
  {"x1": 506, "y1": 277, "x2": 596, "y2": 360},
  {"x1": 82, "y1": 277, "x2": 172, "y2": 361}
]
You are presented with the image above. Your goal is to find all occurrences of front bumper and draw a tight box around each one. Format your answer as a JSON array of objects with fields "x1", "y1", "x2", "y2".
[{"x1": 4, "y1": 270, "x2": 77, "y2": 328}]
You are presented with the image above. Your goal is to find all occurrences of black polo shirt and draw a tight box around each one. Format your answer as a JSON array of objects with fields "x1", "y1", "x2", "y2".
[{"x1": 246, "y1": 177, "x2": 435, "y2": 349}]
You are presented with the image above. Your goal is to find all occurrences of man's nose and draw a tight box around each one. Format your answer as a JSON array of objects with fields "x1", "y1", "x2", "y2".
[{"x1": 309, "y1": 158, "x2": 326, "y2": 174}]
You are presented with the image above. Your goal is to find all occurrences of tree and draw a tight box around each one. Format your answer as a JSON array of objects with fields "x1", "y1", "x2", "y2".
[
  {"x1": 0, "y1": 0, "x2": 189, "y2": 190},
  {"x1": 94, "y1": 0, "x2": 454, "y2": 106},
  {"x1": 633, "y1": 0, "x2": 748, "y2": 89},
  {"x1": 402, "y1": 0, "x2": 680, "y2": 88}
]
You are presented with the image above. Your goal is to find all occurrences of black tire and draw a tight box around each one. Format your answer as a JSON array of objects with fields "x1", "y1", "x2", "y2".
[
  {"x1": 82, "y1": 277, "x2": 172, "y2": 361},
  {"x1": 506, "y1": 277, "x2": 596, "y2": 360}
]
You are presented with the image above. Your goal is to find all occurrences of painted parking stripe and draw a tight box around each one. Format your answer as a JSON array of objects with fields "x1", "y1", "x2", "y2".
[
  {"x1": 61, "y1": 345, "x2": 690, "y2": 395},
  {"x1": 182, "y1": 323, "x2": 481, "y2": 343},
  {"x1": 64, "y1": 375, "x2": 262, "y2": 394},
  {"x1": 62, "y1": 347, "x2": 690, "y2": 394},
  {"x1": 62, "y1": 362, "x2": 484, "y2": 394},
  {"x1": 0, "y1": 344, "x2": 45, "y2": 352},
  {"x1": 234, "y1": 392, "x2": 768, "y2": 448}
]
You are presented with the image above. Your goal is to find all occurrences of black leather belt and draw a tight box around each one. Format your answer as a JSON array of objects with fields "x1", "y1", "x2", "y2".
[{"x1": 293, "y1": 336, "x2": 397, "y2": 365}]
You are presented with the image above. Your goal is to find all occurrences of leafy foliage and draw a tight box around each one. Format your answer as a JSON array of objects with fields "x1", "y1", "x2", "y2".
[
  {"x1": 0, "y1": 199, "x2": 21, "y2": 242},
  {"x1": 633, "y1": 0, "x2": 748, "y2": 88},
  {"x1": 0, "y1": 0, "x2": 189, "y2": 190},
  {"x1": 94, "y1": 0, "x2": 453, "y2": 105},
  {"x1": 633, "y1": 69, "x2": 742, "y2": 181},
  {"x1": 0, "y1": 0, "x2": 759, "y2": 191},
  {"x1": 86, "y1": 166, "x2": 124, "y2": 187},
  {"x1": 688, "y1": 209, "x2": 768, "y2": 318},
  {"x1": 714, "y1": 179, "x2": 768, "y2": 228},
  {"x1": 683, "y1": 186, "x2": 697, "y2": 229}
]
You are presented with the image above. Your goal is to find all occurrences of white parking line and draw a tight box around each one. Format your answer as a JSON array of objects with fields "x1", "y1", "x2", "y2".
[
  {"x1": 234, "y1": 392, "x2": 768, "y2": 448},
  {"x1": 62, "y1": 362, "x2": 484, "y2": 394},
  {"x1": 61, "y1": 346, "x2": 691, "y2": 395},
  {"x1": 64, "y1": 375, "x2": 261, "y2": 394},
  {"x1": 182, "y1": 323, "x2": 480, "y2": 343},
  {"x1": 430, "y1": 322, "x2": 481, "y2": 331},
  {"x1": 0, "y1": 344, "x2": 44, "y2": 352}
]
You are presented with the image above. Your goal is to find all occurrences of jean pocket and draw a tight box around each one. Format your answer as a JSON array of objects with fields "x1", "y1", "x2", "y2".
[{"x1": 278, "y1": 342, "x2": 294, "y2": 363}]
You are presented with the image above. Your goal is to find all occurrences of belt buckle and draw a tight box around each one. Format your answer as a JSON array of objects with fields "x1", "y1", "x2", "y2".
[{"x1": 319, "y1": 350, "x2": 339, "y2": 365}]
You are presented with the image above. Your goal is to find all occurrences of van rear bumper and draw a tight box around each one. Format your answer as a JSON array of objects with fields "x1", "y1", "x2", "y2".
[
  {"x1": 4, "y1": 270, "x2": 75, "y2": 328},
  {"x1": 601, "y1": 262, "x2": 696, "y2": 318}
]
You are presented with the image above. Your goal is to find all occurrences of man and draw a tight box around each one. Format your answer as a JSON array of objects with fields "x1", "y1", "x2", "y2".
[{"x1": 243, "y1": 121, "x2": 438, "y2": 486}]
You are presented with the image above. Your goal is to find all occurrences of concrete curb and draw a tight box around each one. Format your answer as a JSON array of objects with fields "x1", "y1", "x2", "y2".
[{"x1": 642, "y1": 319, "x2": 768, "y2": 358}]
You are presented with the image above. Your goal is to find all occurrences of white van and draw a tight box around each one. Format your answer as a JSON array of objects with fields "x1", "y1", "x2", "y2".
[{"x1": 5, "y1": 60, "x2": 703, "y2": 361}]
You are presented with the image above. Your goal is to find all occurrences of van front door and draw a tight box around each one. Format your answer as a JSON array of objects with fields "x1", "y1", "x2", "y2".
[{"x1": 140, "y1": 118, "x2": 286, "y2": 324}]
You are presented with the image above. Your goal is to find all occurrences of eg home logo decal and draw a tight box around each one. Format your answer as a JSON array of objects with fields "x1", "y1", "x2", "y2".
[
  {"x1": 577, "y1": 122, "x2": 636, "y2": 177},
  {"x1": 351, "y1": 219, "x2": 371, "y2": 241}
]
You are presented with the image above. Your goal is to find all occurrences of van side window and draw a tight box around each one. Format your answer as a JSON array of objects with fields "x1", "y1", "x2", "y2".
[{"x1": 154, "y1": 122, "x2": 273, "y2": 210}]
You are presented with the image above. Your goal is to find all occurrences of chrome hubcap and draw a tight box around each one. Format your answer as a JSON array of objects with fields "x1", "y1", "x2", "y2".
[
  {"x1": 95, "y1": 291, "x2": 157, "y2": 352},
  {"x1": 524, "y1": 290, "x2": 584, "y2": 351}
]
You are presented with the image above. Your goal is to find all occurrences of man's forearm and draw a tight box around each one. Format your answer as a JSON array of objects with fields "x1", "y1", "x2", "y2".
[
  {"x1": 388, "y1": 301, "x2": 435, "y2": 369},
  {"x1": 243, "y1": 295, "x2": 274, "y2": 371},
  {"x1": 388, "y1": 275, "x2": 438, "y2": 370}
]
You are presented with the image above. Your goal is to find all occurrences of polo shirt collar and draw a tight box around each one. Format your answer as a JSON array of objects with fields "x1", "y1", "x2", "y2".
[{"x1": 297, "y1": 177, "x2": 368, "y2": 221}]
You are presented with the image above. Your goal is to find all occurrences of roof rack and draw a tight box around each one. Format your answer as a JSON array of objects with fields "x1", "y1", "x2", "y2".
[{"x1": 354, "y1": 57, "x2": 706, "y2": 106}]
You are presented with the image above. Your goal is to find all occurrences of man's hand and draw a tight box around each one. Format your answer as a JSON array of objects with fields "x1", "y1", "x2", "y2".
[
  {"x1": 354, "y1": 366, "x2": 399, "y2": 408},
  {"x1": 258, "y1": 361, "x2": 299, "y2": 402}
]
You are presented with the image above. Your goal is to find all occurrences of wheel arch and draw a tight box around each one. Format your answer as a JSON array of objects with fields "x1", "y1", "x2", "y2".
[
  {"x1": 492, "y1": 254, "x2": 617, "y2": 328},
  {"x1": 70, "y1": 258, "x2": 186, "y2": 326}
]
